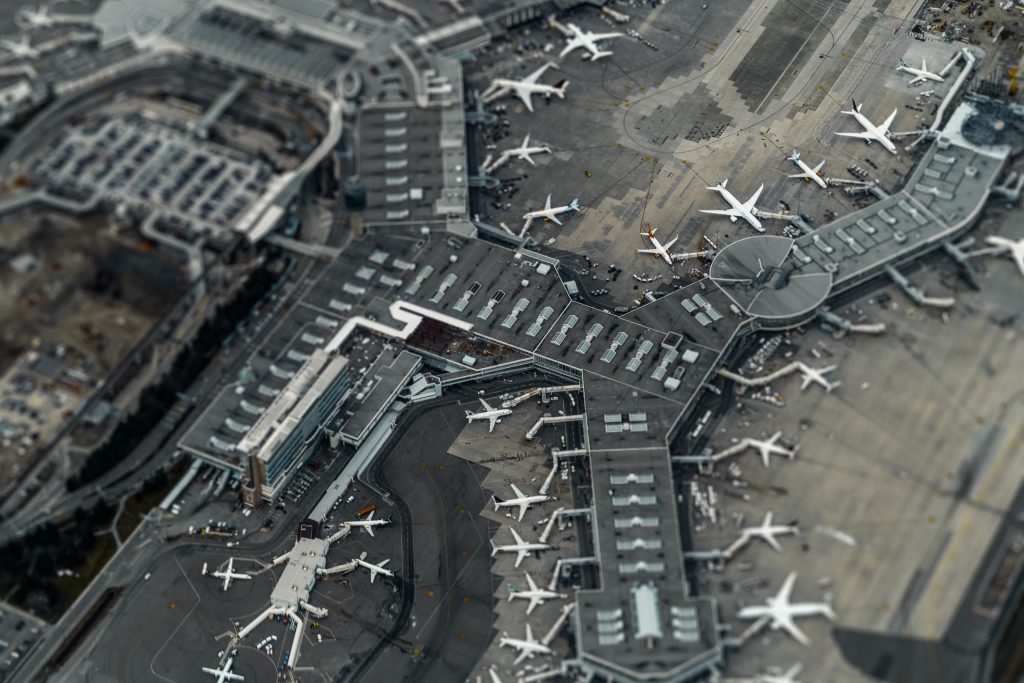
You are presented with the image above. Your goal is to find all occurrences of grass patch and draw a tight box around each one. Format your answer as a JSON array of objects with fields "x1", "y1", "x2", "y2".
[{"x1": 115, "y1": 486, "x2": 166, "y2": 541}]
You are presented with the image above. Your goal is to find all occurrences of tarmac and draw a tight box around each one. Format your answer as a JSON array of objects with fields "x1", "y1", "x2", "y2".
[
  {"x1": 690, "y1": 207, "x2": 1024, "y2": 681},
  {"x1": 469, "y1": 0, "x2": 968, "y2": 310}
]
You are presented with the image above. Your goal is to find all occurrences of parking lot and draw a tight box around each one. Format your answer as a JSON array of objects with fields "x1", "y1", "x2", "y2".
[
  {"x1": 28, "y1": 114, "x2": 272, "y2": 237},
  {"x1": 0, "y1": 602, "x2": 46, "y2": 679}
]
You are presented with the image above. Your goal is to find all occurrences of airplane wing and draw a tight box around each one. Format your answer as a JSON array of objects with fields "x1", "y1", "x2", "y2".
[
  {"x1": 700, "y1": 208, "x2": 741, "y2": 221},
  {"x1": 521, "y1": 153, "x2": 537, "y2": 166},
  {"x1": 636, "y1": 248, "x2": 660, "y2": 254},
  {"x1": 812, "y1": 160, "x2": 825, "y2": 173},
  {"x1": 510, "y1": 527, "x2": 525, "y2": 545},
  {"x1": 513, "y1": 86, "x2": 535, "y2": 113},
  {"x1": 365, "y1": 525, "x2": 375, "y2": 537},
  {"x1": 778, "y1": 572, "x2": 797, "y2": 604},
  {"x1": 878, "y1": 109, "x2": 898, "y2": 134},
  {"x1": 1010, "y1": 249, "x2": 1024, "y2": 277},
  {"x1": 776, "y1": 613, "x2": 811, "y2": 646},
  {"x1": 788, "y1": 170, "x2": 814, "y2": 180},
  {"x1": 908, "y1": 75, "x2": 925, "y2": 85},
  {"x1": 559, "y1": 37, "x2": 583, "y2": 58},
  {"x1": 662, "y1": 236, "x2": 679, "y2": 250},
  {"x1": 544, "y1": 194, "x2": 552, "y2": 210},
  {"x1": 510, "y1": 482, "x2": 525, "y2": 499},
  {"x1": 525, "y1": 573, "x2": 539, "y2": 591},
  {"x1": 522, "y1": 134, "x2": 530, "y2": 147},
  {"x1": 835, "y1": 131, "x2": 874, "y2": 141},
  {"x1": 479, "y1": 398, "x2": 493, "y2": 411},
  {"x1": 765, "y1": 533, "x2": 782, "y2": 552},
  {"x1": 591, "y1": 31, "x2": 623, "y2": 40},
  {"x1": 744, "y1": 184, "x2": 764, "y2": 211},
  {"x1": 525, "y1": 623, "x2": 534, "y2": 643},
  {"x1": 523, "y1": 62, "x2": 554, "y2": 84},
  {"x1": 921, "y1": 58, "x2": 927, "y2": 72},
  {"x1": 516, "y1": 502, "x2": 529, "y2": 522},
  {"x1": 513, "y1": 649, "x2": 530, "y2": 665},
  {"x1": 488, "y1": 416, "x2": 498, "y2": 433},
  {"x1": 527, "y1": 596, "x2": 541, "y2": 615},
  {"x1": 549, "y1": 214, "x2": 563, "y2": 225},
  {"x1": 514, "y1": 548, "x2": 528, "y2": 568}
]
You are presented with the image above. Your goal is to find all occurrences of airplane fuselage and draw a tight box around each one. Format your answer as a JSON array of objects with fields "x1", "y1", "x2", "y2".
[
  {"x1": 850, "y1": 111, "x2": 898, "y2": 154},
  {"x1": 714, "y1": 185, "x2": 762, "y2": 230}
]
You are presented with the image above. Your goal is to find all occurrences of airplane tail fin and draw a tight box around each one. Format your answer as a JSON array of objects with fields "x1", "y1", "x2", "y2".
[
  {"x1": 568, "y1": 198, "x2": 580, "y2": 212},
  {"x1": 788, "y1": 149, "x2": 800, "y2": 162},
  {"x1": 898, "y1": 57, "x2": 908, "y2": 69},
  {"x1": 851, "y1": 97, "x2": 861, "y2": 112},
  {"x1": 592, "y1": 50, "x2": 613, "y2": 60},
  {"x1": 492, "y1": 495, "x2": 503, "y2": 511},
  {"x1": 552, "y1": 80, "x2": 569, "y2": 98},
  {"x1": 490, "y1": 539, "x2": 499, "y2": 557}
]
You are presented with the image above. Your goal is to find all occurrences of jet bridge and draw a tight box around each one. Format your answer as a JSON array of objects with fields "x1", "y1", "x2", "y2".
[{"x1": 526, "y1": 414, "x2": 585, "y2": 440}]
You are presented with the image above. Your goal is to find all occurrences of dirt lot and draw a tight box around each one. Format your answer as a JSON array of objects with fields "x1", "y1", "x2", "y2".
[{"x1": 0, "y1": 208, "x2": 186, "y2": 486}]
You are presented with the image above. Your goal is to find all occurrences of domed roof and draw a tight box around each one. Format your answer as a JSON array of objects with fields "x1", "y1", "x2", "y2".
[{"x1": 709, "y1": 235, "x2": 832, "y2": 321}]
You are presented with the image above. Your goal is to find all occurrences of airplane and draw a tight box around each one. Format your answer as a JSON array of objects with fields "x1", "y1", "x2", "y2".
[
  {"x1": 746, "y1": 431, "x2": 797, "y2": 468},
  {"x1": 522, "y1": 194, "x2": 580, "y2": 232},
  {"x1": 637, "y1": 226, "x2": 678, "y2": 265},
  {"x1": 465, "y1": 397, "x2": 512, "y2": 433},
  {"x1": 501, "y1": 134, "x2": 551, "y2": 166},
  {"x1": 341, "y1": 510, "x2": 389, "y2": 537},
  {"x1": 787, "y1": 149, "x2": 827, "y2": 189},
  {"x1": 737, "y1": 571, "x2": 836, "y2": 645},
  {"x1": 483, "y1": 134, "x2": 551, "y2": 173},
  {"x1": 481, "y1": 61, "x2": 569, "y2": 113},
  {"x1": 728, "y1": 511, "x2": 799, "y2": 556},
  {"x1": 16, "y1": 6, "x2": 54, "y2": 29},
  {"x1": 898, "y1": 57, "x2": 944, "y2": 85},
  {"x1": 984, "y1": 235, "x2": 1024, "y2": 277},
  {"x1": 701, "y1": 179, "x2": 764, "y2": 232},
  {"x1": 492, "y1": 482, "x2": 554, "y2": 522},
  {"x1": 203, "y1": 557, "x2": 252, "y2": 592},
  {"x1": 0, "y1": 36, "x2": 38, "y2": 60},
  {"x1": 558, "y1": 22, "x2": 623, "y2": 61},
  {"x1": 759, "y1": 662, "x2": 806, "y2": 683},
  {"x1": 354, "y1": 554, "x2": 393, "y2": 584},
  {"x1": 488, "y1": 667, "x2": 504, "y2": 683},
  {"x1": 835, "y1": 99, "x2": 898, "y2": 154},
  {"x1": 508, "y1": 572, "x2": 566, "y2": 615},
  {"x1": 202, "y1": 653, "x2": 244, "y2": 683},
  {"x1": 498, "y1": 623, "x2": 553, "y2": 665},
  {"x1": 490, "y1": 527, "x2": 550, "y2": 568},
  {"x1": 797, "y1": 363, "x2": 840, "y2": 392}
]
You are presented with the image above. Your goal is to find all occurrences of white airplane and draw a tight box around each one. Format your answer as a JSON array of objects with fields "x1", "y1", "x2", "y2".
[
  {"x1": 502, "y1": 134, "x2": 551, "y2": 166},
  {"x1": 341, "y1": 510, "x2": 390, "y2": 537},
  {"x1": 203, "y1": 557, "x2": 252, "y2": 592},
  {"x1": 797, "y1": 363, "x2": 840, "y2": 392},
  {"x1": 492, "y1": 482, "x2": 554, "y2": 522},
  {"x1": 737, "y1": 571, "x2": 836, "y2": 646},
  {"x1": 637, "y1": 226, "x2": 678, "y2": 265},
  {"x1": 484, "y1": 134, "x2": 551, "y2": 173},
  {"x1": 727, "y1": 511, "x2": 799, "y2": 557},
  {"x1": 202, "y1": 653, "x2": 244, "y2": 683},
  {"x1": 0, "y1": 36, "x2": 38, "y2": 60},
  {"x1": 481, "y1": 62, "x2": 568, "y2": 113},
  {"x1": 759, "y1": 662, "x2": 806, "y2": 683},
  {"x1": 498, "y1": 623, "x2": 553, "y2": 665},
  {"x1": 490, "y1": 527, "x2": 550, "y2": 568},
  {"x1": 787, "y1": 149, "x2": 827, "y2": 189},
  {"x1": 559, "y1": 23, "x2": 623, "y2": 61},
  {"x1": 746, "y1": 431, "x2": 797, "y2": 468},
  {"x1": 835, "y1": 99, "x2": 898, "y2": 155},
  {"x1": 984, "y1": 235, "x2": 1024, "y2": 277},
  {"x1": 701, "y1": 179, "x2": 764, "y2": 232},
  {"x1": 898, "y1": 57, "x2": 943, "y2": 85},
  {"x1": 354, "y1": 555, "x2": 393, "y2": 584},
  {"x1": 508, "y1": 572, "x2": 566, "y2": 615},
  {"x1": 16, "y1": 6, "x2": 54, "y2": 29},
  {"x1": 465, "y1": 397, "x2": 512, "y2": 433},
  {"x1": 522, "y1": 194, "x2": 580, "y2": 232}
]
